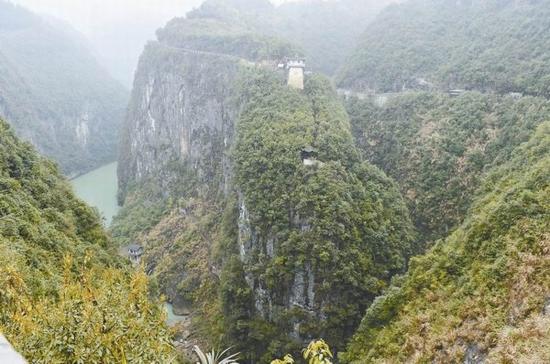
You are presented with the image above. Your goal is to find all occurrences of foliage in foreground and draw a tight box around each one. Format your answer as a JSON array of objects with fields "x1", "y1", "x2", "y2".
[
  {"x1": 193, "y1": 345, "x2": 239, "y2": 364},
  {"x1": 342, "y1": 122, "x2": 550, "y2": 363},
  {"x1": 271, "y1": 340, "x2": 334, "y2": 364},
  {"x1": 0, "y1": 119, "x2": 175, "y2": 362}
]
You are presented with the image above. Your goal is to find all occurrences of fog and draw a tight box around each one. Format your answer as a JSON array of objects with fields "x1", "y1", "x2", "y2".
[{"x1": 10, "y1": 0, "x2": 303, "y2": 86}]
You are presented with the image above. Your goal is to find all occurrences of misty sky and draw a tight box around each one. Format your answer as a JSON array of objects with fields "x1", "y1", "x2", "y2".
[{"x1": 9, "y1": 0, "x2": 302, "y2": 86}]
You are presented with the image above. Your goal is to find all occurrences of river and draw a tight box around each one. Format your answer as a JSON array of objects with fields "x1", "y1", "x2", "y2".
[
  {"x1": 70, "y1": 162, "x2": 120, "y2": 225},
  {"x1": 71, "y1": 163, "x2": 185, "y2": 325}
]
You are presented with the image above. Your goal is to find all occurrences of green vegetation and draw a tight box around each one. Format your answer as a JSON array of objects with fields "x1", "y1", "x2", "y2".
[
  {"x1": 0, "y1": 1, "x2": 127, "y2": 175},
  {"x1": 346, "y1": 92, "x2": 550, "y2": 243},
  {"x1": 157, "y1": 17, "x2": 302, "y2": 61},
  {"x1": 272, "y1": 339, "x2": 334, "y2": 364},
  {"x1": 0, "y1": 119, "x2": 175, "y2": 362},
  {"x1": 112, "y1": 2, "x2": 550, "y2": 362},
  {"x1": 342, "y1": 122, "x2": 550, "y2": 363},
  {"x1": 338, "y1": 0, "x2": 550, "y2": 95},
  {"x1": 186, "y1": 0, "x2": 391, "y2": 74},
  {"x1": 220, "y1": 71, "x2": 414, "y2": 361}
]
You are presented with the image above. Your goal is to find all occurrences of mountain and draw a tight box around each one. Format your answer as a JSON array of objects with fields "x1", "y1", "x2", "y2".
[
  {"x1": 337, "y1": 0, "x2": 550, "y2": 96},
  {"x1": 345, "y1": 92, "x2": 550, "y2": 243},
  {"x1": 0, "y1": 1, "x2": 128, "y2": 176},
  {"x1": 342, "y1": 121, "x2": 550, "y2": 363},
  {"x1": 187, "y1": 0, "x2": 394, "y2": 75},
  {"x1": 113, "y1": 5, "x2": 415, "y2": 361},
  {"x1": 112, "y1": 0, "x2": 549, "y2": 362},
  {"x1": 0, "y1": 119, "x2": 174, "y2": 362}
]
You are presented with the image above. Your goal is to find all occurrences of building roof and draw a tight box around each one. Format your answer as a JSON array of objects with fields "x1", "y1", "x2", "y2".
[
  {"x1": 128, "y1": 244, "x2": 143, "y2": 251},
  {"x1": 302, "y1": 146, "x2": 316, "y2": 153}
]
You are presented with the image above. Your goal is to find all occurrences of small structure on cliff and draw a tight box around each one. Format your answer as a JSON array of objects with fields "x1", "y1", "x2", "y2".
[
  {"x1": 449, "y1": 89, "x2": 466, "y2": 97},
  {"x1": 285, "y1": 58, "x2": 306, "y2": 90},
  {"x1": 128, "y1": 244, "x2": 144, "y2": 263},
  {"x1": 301, "y1": 146, "x2": 317, "y2": 166}
]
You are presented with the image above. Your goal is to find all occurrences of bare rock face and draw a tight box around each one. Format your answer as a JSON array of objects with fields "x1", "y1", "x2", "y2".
[
  {"x1": 464, "y1": 344, "x2": 486, "y2": 364},
  {"x1": 118, "y1": 42, "x2": 242, "y2": 201}
]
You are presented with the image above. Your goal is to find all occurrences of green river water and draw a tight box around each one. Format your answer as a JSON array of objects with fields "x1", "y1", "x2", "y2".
[
  {"x1": 70, "y1": 163, "x2": 185, "y2": 325},
  {"x1": 70, "y1": 162, "x2": 119, "y2": 225}
]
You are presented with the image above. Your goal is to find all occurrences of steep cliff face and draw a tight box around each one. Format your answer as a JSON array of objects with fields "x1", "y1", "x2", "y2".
[
  {"x1": 114, "y1": 12, "x2": 300, "y2": 350},
  {"x1": 115, "y1": 3, "x2": 415, "y2": 361},
  {"x1": 0, "y1": 1, "x2": 128, "y2": 176},
  {"x1": 225, "y1": 73, "x2": 414, "y2": 361},
  {"x1": 118, "y1": 42, "x2": 242, "y2": 202},
  {"x1": 118, "y1": 16, "x2": 298, "y2": 202}
]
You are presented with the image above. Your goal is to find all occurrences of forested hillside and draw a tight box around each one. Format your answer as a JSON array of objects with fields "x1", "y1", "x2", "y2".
[
  {"x1": 346, "y1": 92, "x2": 550, "y2": 243},
  {"x1": 0, "y1": 1, "x2": 127, "y2": 176},
  {"x1": 110, "y1": 0, "x2": 550, "y2": 362},
  {"x1": 186, "y1": 0, "x2": 393, "y2": 74},
  {"x1": 0, "y1": 119, "x2": 175, "y2": 362},
  {"x1": 337, "y1": 0, "x2": 550, "y2": 95},
  {"x1": 113, "y1": 3, "x2": 417, "y2": 359},
  {"x1": 223, "y1": 72, "x2": 414, "y2": 361},
  {"x1": 343, "y1": 121, "x2": 550, "y2": 363}
]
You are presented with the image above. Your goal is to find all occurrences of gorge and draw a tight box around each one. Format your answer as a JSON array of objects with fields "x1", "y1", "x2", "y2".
[{"x1": 1, "y1": 0, "x2": 549, "y2": 363}]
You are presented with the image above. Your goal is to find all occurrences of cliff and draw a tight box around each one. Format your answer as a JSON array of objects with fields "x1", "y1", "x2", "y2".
[
  {"x1": 114, "y1": 6, "x2": 415, "y2": 360},
  {"x1": 0, "y1": 1, "x2": 128, "y2": 176}
]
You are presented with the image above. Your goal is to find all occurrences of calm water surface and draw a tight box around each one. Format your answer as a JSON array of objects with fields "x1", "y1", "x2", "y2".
[
  {"x1": 71, "y1": 162, "x2": 119, "y2": 225},
  {"x1": 165, "y1": 303, "x2": 187, "y2": 326}
]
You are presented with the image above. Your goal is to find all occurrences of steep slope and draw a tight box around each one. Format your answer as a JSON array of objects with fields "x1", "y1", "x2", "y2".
[
  {"x1": 346, "y1": 92, "x2": 550, "y2": 243},
  {"x1": 0, "y1": 119, "x2": 174, "y2": 362},
  {"x1": 226, "y1": 72, "x2": 414, "y2": 361},
  {"x1": 114, "y1": 7, "x2": 415, "y2": 360},
  {"x1": 343, "y1": 121, "x2": 550, "y2": 363},
  {"x1": 337, "y1": 0, "x2": 550, "y2": 95},
  {"x1": 0, "y1": 1, "x2": 128, "y2": 176},
  {"x1": 114, "y1": 11, "x2": 304, "y2": 356}
]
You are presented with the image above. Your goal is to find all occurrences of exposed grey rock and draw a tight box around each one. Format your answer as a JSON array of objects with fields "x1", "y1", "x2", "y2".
[
  {"x1": 543, "y1": 297, "x2": 550, "y2": 316},
  {"x1": 464, "y1": 344, "x2": 486, "y2": 364},
  {"x1": 119, "y1": 41, "x2": 241, "y2": 201}
]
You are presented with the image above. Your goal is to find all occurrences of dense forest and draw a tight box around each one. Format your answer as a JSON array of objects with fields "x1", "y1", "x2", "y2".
[
  {"x1": 337, "y1": 0, "x2": 550, "y2": 96},
  {"x1": 1, "y1": 0, "x2": 549, "y2": 363},
  {"x1": 0, "y1": 119, "x2": 175, "y2": 362},
  {"x1": 0, "y1": 1, "x2": 127, "y2": 176},
  {"x1": 343, "y1": 121, "x2": 550, "y2": 363},
  {"x1": 346, "y1": 92, "x2": 550, "y2": 243}
]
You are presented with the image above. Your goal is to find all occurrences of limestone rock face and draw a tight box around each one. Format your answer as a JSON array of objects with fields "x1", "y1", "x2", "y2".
[{"x1": 118, "y1": 42, "x2": 242, "y2": 200}]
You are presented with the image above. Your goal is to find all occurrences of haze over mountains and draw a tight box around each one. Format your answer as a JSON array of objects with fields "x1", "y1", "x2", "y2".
[
  {"x1": 0, "y1": 0, "x2": 548, "y2": 363},
  {"x1": 0, "y1": 1, "x2": 127, "y2": 176}
]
